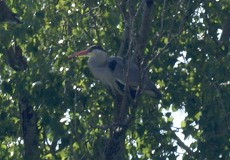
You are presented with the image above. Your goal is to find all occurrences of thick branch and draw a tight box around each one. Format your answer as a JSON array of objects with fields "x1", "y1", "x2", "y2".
[
  {"x1": 0, "y1": 0, "x2": 21, "y2": 24},
  {"x1": 118, "y1": 23, "x2": 130, "y2": 57},
  {"x1": 5, "y1": 45, "x2": 28, "y2": 71},
  {"x1": 220, "y1": 17, "x2": 230, "y2": 43},
  {"x1": 135, "y1": 0, "x2": 154, "y2": 57},
  {"x1": 116, "y1": 0, "x2": 130, "y2": 57}
]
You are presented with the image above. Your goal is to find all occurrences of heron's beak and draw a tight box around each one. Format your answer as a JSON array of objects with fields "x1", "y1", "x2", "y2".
[{"x1": 68, "y1": 50, "x2": 89, "y2": 59}]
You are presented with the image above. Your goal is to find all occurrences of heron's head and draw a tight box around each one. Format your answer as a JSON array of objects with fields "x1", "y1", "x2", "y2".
[{"x1": 68, "y1": 45, "x2": 106, "y2": 59}]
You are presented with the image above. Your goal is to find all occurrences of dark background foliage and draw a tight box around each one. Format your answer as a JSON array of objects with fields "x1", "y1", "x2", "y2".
[{"x1": 0, "y1": 0, "x2": 229, "y2": 159}]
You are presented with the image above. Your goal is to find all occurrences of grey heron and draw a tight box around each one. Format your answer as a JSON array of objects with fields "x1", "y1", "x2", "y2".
[{"x1": 69, "y1": 45, "x2": 162, "y2": 99}]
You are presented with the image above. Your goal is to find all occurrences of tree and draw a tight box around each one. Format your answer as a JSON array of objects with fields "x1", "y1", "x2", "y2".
[{"x1": 0, "y1": 0, "x2": 229, "y2": 159}]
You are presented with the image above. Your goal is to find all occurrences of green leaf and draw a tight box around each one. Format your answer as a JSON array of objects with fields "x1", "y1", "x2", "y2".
[{"x1": 181, "y1": 120, "x2": 186, "y2": 128}]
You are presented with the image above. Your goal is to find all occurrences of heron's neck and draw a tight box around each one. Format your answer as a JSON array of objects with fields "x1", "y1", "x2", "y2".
[{"x1": 88, "y1": 52, "x2": 108, "y2": 67}]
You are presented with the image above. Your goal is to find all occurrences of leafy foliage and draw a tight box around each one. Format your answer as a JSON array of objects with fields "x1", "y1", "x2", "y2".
[{"x1": 0, "y1": 0, "x2": 229, "y2": 159}]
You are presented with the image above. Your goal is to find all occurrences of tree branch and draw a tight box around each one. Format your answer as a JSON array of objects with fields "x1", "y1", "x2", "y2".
[
  {"x1": 220, "y1": 17, "x2": 230, "y2": 43},
  {"x1": 171, "y1": 129, "x2": 195, "y2": 158},
  {"x1": 116, "y1": 0, "x2": 130, "y2": 57},
  {"x1": 143, "y1": 0, "x2": 191, "y2": 72},
  {"x1": 0, "y1": 0, "x2": 21, "y2": 24},
  {"x1": 135, "y1": 0, "x2": 154, "y2": 57}
]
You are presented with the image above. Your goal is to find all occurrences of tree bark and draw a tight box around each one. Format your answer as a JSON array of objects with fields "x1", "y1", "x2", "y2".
[
  {"x1": 136, "y1": 0, "x2": 154, "y2": 57},
  {"x1": 104, "y1": 95, "x2": 128, "y2": 160},
  {"x1": 19, "y1": 97, "x2": 40, "y2": 160}
]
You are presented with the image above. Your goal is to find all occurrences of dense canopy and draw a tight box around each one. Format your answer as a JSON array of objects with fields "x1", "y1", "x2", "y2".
[{"x1": 0, "y1": 0, "x2": 229, "y2": 159}]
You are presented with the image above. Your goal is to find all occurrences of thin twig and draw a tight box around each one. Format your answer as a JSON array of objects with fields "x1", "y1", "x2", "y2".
[{"x1": 143, "y1": 0, "x2": 192, "y2": 73}]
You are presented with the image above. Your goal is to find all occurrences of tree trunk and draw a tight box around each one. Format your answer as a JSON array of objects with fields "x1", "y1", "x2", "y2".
[
  {"x1": 104, "y1": 95, "x2": 129, "y2": 160},
  {"x1": 19, "y1": 97, "x2": 40, "y2": 160}
]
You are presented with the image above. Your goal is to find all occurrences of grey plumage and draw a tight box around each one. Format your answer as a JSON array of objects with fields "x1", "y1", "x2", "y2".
[{"x1": 69, "y1": 45, "x2": 162, "y2": 99}]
